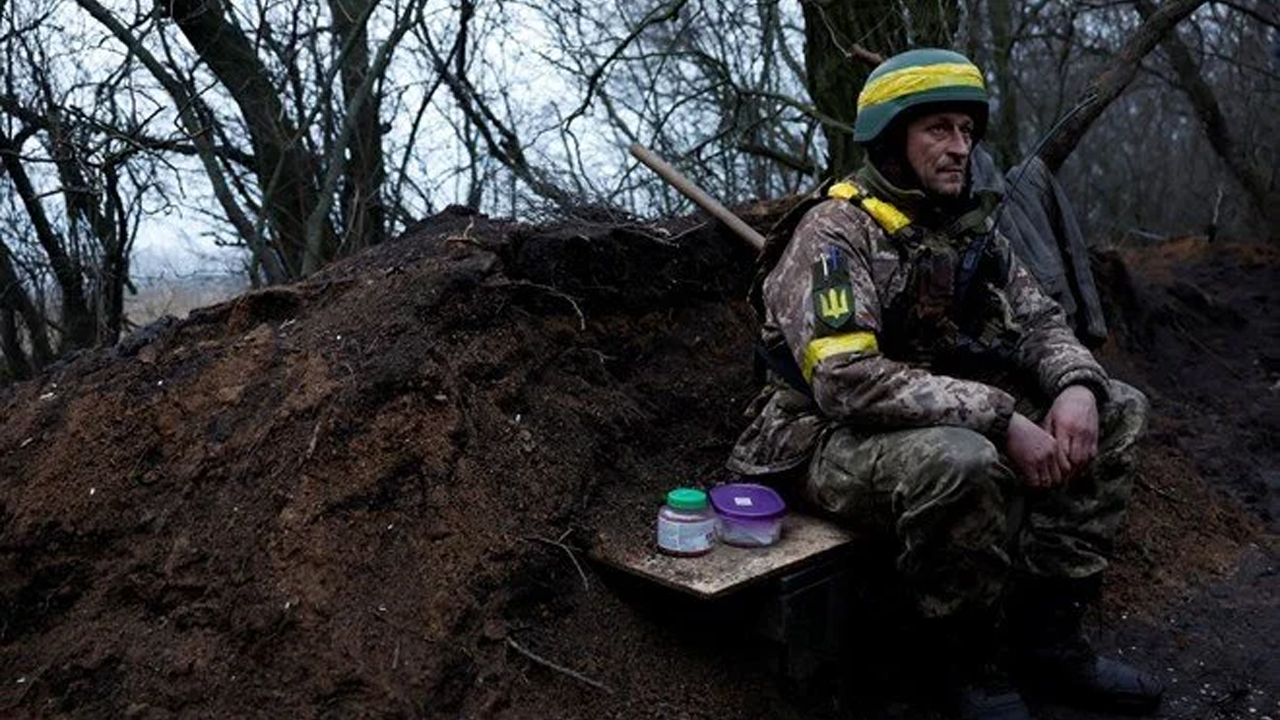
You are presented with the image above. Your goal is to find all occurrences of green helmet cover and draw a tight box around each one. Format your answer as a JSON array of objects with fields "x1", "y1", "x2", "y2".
[{"x1": 853, "y1": 48, "x2": 989, "y2": 144}]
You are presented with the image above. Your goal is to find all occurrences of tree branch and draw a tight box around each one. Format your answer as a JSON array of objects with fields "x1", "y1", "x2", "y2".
[
  {"x1": 302, "y1": 0, "x2": 418, "y2": 275},
  {"x1": 0, "y1": 128, "x2": 95, "y2": 349},
  {"x1": 419, "y1": 1, "x2": 577, "y2": 210},
  {"x1": 1038, "y1": 0, "x2": 1207, "y2": 171},
  {"x1": 1209, "y1": 0, "x2": 1279, "y2": 29},
  {"x1": 736, "y1": 141, "x2": 817, "y2": 176},
  {"x1": 1135, "y1": 0, "x2": 1274, "y2": 225},
  {"x1": 72, "y1": 0, "x2": 285, "y2": 283},
  {"x1": 563, "y1": 0, "x2": 688, "y2": 130}
]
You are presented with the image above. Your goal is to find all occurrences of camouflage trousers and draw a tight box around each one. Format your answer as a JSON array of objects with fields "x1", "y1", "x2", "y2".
[{"x1": 802, "y1": 380, "x2": 1148, "y2": 618}]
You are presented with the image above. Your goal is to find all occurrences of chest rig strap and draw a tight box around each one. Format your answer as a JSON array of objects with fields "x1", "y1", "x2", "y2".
[
  {"x1": 824, "y1": 180, "x2": 1012, "y2": 371},
  {"x1": 827, "y1": 180, "x2": 992, "y2": 321}
]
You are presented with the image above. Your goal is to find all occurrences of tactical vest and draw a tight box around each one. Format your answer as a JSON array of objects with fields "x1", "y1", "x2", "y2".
[{"x1": 753, "y1": 179, "x2": 1019, "y2": 392}]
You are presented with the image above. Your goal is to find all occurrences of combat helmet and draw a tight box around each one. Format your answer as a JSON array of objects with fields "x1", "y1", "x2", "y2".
[{"x1": 853, "y1": 48, "x2": 989, "y2": 144}]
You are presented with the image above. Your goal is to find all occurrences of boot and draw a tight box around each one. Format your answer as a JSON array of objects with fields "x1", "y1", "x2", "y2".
[
  {"x1": 1007, "y1": 576, "x2": 1163, "y2": 714},
  {"x1": 955, "y1": 668, "x2": 1033, "y2": 720},
  {"x1": 934, "y1": 612, "x2": 1035, "y2": 720}
]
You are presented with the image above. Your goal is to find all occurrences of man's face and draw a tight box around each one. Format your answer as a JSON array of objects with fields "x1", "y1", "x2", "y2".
[{"x1": 904, "y1": 111, "x2": 974, "y2": 198}]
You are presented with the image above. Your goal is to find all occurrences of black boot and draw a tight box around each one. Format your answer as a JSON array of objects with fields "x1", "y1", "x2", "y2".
[
  {"x1": 955, "y1": 670, "x2": 1033, "y2": 720},
  {"x1": 935, "y1": 612, "x2": 1034, "y2": 720},
  {"x1": 1007, "y1": 576, "x2": 1163, "y2": 714}
]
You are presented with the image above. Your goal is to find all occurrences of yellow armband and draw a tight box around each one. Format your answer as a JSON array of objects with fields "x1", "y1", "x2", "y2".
[{"x1": 802, "y1": 331, "x2": 879, "y2": 381}]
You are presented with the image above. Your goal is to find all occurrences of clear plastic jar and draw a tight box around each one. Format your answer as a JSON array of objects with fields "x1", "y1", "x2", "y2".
[{"x1": 656, "y1": 488, "x2": 716, "y2": 557}]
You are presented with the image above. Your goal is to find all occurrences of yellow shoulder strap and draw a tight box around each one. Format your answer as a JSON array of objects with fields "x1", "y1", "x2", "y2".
[
  {"x1": 827, "y1": 181, "x2": 912, "y2": 235},
  {"x1": 828, "y1": 181, "x2": 860, "y2": 201}
]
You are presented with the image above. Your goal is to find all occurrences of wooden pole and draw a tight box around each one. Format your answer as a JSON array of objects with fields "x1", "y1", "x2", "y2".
[{"x1": 628, "y1": 143, "x2": 766, "y2": 253}]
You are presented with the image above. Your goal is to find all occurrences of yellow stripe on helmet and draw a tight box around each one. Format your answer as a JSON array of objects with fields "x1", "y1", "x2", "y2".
[
  {"x1": 858, "y1": 62, "x2": 985, "y2": 112},
  {"x1": 802, "y1": 332, "x2": 879, "y2": 381}
]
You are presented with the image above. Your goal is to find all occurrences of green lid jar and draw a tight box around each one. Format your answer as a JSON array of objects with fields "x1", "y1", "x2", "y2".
[{"x1": 657, "y1": 487, "x2": 715, "y2": 556}]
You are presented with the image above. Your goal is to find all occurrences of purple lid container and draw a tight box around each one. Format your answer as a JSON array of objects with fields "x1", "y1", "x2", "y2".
[{"x1": 708, "y1": 483, "x2": 786, "y2": 520}]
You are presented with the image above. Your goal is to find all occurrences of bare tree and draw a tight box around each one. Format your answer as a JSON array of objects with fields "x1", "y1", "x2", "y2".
[
  {"x1": 72, "y1": 0, "x2": 286, "y2": 283},
  {"x1": 1003, "y1": 0, "x2": 1278, "y2": 241},
  {"x1": 1038, "y1": 0, "x2": 1207, "y2": 172},
  {"x1": 327, "y1": 0, "x2": 388, "y2": 251},
  {"x1": 71, "y1": 0, "x2": 425, "y2": 282},
  {"x1": 0, "y1": 0, "x2": 169, "y2": 376},
  {"x1": 0, "y1": 241, "x2": 53, "y2": 379},
  {"x1": 0, "y1": 126, "x2": 95, "y2": 350},
  {"x1": 154, "y1": 0, "x2": 335, "y2": 278},
  {"x1": 1135, "y1": 0, "x2": 1276, "y2": 228},
  {"x1": 526, "y1": 0, "x2": 822, "y2": 216}
]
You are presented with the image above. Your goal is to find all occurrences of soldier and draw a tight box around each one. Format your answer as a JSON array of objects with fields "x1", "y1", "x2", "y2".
[{"x1": 727, "y1": 49, "x2": 1163, "y2": 720}]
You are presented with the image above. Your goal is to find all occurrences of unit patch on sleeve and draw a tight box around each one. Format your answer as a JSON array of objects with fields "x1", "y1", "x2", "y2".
[{"x1": 811, "y1": 245, "x2": 856, "y2": 334}]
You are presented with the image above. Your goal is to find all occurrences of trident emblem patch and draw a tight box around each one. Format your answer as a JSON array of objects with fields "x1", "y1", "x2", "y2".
[
  {"x1": 818, "y1": 287, "x2": 851, "y2": 324},
  {"x1": 811, "y1": 246, "x2": 856, "y2": 332}
]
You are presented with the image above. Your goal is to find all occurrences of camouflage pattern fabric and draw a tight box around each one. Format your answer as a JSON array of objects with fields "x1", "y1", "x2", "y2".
[
  {"x1": 729, "y1": 163, "x2": 1110, "y2": 475},
  {"x1": 726, "y1": 161, "x2": 1141, "y2": 617},
  {"x1": 1013, "y1": 380, "x2": 1147, "y2": 581},
  {"x1": 803, "y1": 379, "x2": 1146, "y2": 617}
]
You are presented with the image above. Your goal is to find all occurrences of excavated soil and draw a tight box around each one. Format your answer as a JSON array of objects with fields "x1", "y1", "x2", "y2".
[{"x1": 0, "y1": 207, "x2": 1276, "y2": 719}]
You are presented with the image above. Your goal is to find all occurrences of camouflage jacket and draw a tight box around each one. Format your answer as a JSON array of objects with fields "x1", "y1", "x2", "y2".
[{"x1": 727, "y1": 163, "x2": 1110, "y2": 475}]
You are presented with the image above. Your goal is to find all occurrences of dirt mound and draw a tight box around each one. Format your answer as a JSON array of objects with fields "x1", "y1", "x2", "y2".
[
  {"x1": 1094, "y1": 238, "x2": 1280, "y2": 529},
  {"x1": 0, "y1": 211, "x2": 1274, "y2": 719}
]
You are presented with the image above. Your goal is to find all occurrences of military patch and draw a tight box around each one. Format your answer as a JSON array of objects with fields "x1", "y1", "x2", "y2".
[{"x1": 811, "y1": 245, "x2": 856, "y2": 333}]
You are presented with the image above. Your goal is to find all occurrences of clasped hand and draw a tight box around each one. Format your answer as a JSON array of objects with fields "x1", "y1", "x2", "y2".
[{"x1": 1005, "y1": 385, "x2": 1099, "y2": 488}]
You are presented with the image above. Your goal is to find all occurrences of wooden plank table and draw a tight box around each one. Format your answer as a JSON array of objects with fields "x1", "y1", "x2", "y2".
[{"x1": 592, "y1": 513, "x2": 857, "y2": 600}]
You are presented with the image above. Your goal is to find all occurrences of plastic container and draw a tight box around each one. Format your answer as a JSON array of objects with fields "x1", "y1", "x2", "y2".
[
  {"x1": 709, "y1": 483, "x2": 786, "y2": 547},
  {"x1": 656, "y1": 488, "x2": 716, "y2": 556}
]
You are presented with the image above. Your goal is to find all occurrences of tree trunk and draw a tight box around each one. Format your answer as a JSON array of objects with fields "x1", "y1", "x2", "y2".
[
  {"x1": 41, "y1": 106, "x2": 132, "y2": 346},
  {"x1": 329, "y1": 0, "x2": 386, "y2": 251},
  {"x1": 1038, "y1": 0, "x2": 1207, "y2": 172},
  {"x1": 987, "y1": 0, "x2": 1020, "y2": 168},
  {"x1": 74, "y1": 0, "x2": 289, "y2": 285},
  {"x1": 0, "y1": 244, "x2": 53, "y2": 376},
  {"x1": 99, "y1": 162, "x2": 129, "y2": 344},
  {"x1": 0, "y1": 129, "x2": 96, "y2": 351},
  {"x1": 157, "y1": 0, "x2": 333, "y2": 278},
  {"x1": 0, "y1": 307, "x2": 31, "y2": 381},
  {"x1": 801, "y1": 0, "x2": 959, "y2": 178},
  {"x1": 1134, "y1": 0, "x2": 1275, "y2": 228}
]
